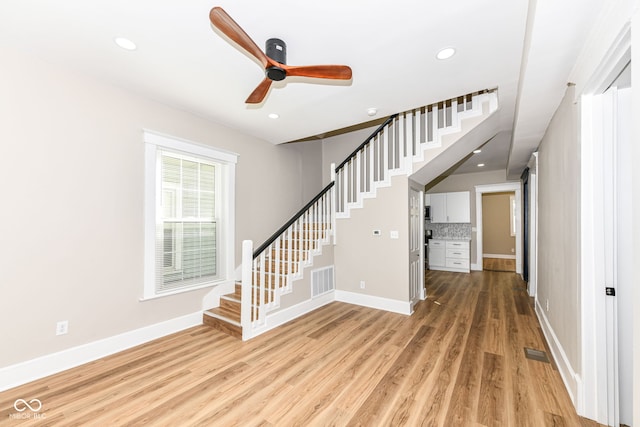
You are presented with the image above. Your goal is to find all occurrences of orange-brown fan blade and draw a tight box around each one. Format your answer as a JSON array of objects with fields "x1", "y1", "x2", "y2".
[
  {"x1": 245, "y1": 78, "x2": 273, "y2": 104},
  {"x1": 209, "y1": 7, "x2": 271, "y2": 69},
  {"x1": 284, "y1": 64, "x2": 352, "y2": 80}
]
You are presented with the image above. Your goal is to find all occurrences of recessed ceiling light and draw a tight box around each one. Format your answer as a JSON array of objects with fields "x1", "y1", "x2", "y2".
[
  {"x1": 114, "y1": 37, "x2": 137, "y2": 51},
  {"x1": 473, "y1": 149, "x2": 482, "y2": 154},
  {"x1": 268, "y1": 113, "x2": 279, "y2": 119},
  {"x1": 477, "y1": 163, "x2": 485, "y2": 167},
  {"x1": 436, "y1": 47, "x2": 456, "y2": 60},
  {"x1": 366, "y1": 107, "x2": 378, "y2": 117}
]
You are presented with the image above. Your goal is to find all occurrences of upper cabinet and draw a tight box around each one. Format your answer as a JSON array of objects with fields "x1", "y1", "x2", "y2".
[{"x1": 429, "y1": 191, "x2": 470, "y2": 223}]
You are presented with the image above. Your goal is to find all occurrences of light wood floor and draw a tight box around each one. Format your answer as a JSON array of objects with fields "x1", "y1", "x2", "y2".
[
  {"x1": 0, "y1": 270, "x2": 601, "y2": 426},
  {"x1": 483, "y1": 257, "x2": 516, "y2": 272}
]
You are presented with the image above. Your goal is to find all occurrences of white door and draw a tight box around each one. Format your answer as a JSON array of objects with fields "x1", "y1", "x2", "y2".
[
  {"x1": 589, "y1": 80, "x2": 632, "y2": 426},
  {"x1": 409, "y1": 184, "x2": 424, "y2": 302},
  {"x1": 602, "y1": 83, "x2": 633, "y2": 427}
]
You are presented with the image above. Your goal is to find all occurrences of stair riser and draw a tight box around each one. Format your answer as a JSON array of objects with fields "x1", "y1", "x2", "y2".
[
  {"x1": 203, "y1": 314, "x2": 242, "y2": 339},
  {"x1": 287, "y1": 232, "x2": 326, "y2": 240},
  {"x1": 270, "y1": 249, "x2": 308, "y2": 261},
  {"x1": 220, "y1": 298, "x2": 241, "y2": 315},
  {"x1": 279, "y1": 241, "x2": 318, "y2": 250}
]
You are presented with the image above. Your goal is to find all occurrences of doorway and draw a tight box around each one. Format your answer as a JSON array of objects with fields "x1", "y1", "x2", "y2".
[
  {"x1": 474, "y1": 182, "x2": 522, "y2": 275},
  {"x1": 481, "y1": 191, "x2": 517, "y2": 272}
]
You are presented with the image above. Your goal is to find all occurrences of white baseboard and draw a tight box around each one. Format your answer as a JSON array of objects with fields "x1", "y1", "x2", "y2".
[
  {"x1": 335, "y1": 290, "x2": 412, "y2": 315},
  {"x1": 535, "y1": 299, "x2": 579, "y2": 406},
  {"x1": 483, "y1": 254, "x2": 516, "y2": 259},
  {"x1": 0, "y1": 311, "x2": 202, "y2": 392},
  {"x1": 245, "y1": 292, "x2": 335, "y2": 340}
]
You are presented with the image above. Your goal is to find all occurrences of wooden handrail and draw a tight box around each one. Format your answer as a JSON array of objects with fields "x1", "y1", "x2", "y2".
[
  {"x1": 252, "y1": 181, "x2": 335, "y2": 258},
  {"x1": 334, "y1": 114, "x2": 399, "y2": 172}
]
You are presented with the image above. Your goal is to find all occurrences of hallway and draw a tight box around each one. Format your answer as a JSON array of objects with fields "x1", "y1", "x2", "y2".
[{"x1": 0, "y1": 270, "x2": 599, "y2": 426}]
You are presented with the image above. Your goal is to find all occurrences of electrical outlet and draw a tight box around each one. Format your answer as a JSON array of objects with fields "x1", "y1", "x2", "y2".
[
  {"x1": 359, "y1": 280, "x2": 365, "y2": 289},
  {"x1": 56, "y1": 320, "x2": 69, "y2": 336}
]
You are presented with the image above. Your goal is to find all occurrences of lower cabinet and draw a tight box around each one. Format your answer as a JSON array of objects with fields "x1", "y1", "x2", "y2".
[
  {"x1": 429, "y1": 240, "x2": 470, "y2": 273},
  {"x1": 428, "y1": 240, "x2": 445, "y2": 268}
]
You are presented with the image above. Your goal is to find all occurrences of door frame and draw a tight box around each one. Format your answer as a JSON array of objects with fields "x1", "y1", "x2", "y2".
[
  {"x1": 474, "y1": 182, "x2": 522, "y2": 274},
  {"x1": 409, "y1": 180, "x2": 425, "y2": 302},
  {"x1": 578, "y1": 25, "x2": 630, "y2": 424}
]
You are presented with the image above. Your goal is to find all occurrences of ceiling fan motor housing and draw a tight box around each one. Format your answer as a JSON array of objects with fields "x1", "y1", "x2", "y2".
[{"x1": 266, "y1": 38, "x2": 287, "y2": 81}]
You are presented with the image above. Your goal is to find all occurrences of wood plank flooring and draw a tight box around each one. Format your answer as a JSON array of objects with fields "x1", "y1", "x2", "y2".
[
  {"x1": 483, "y1": 257, "x2": 516, "y2": 272},
  {"x1": 0, "y1": 270, "x2": 602, "y2": 426}
]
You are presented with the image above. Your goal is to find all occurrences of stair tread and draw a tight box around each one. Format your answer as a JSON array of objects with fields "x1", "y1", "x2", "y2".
[
  {"x1": 205, "y1": 306, "x2": 241, "y2": 324},
  {"x1": 220, "y1": 294, "x2": 241, "y2": 303}
]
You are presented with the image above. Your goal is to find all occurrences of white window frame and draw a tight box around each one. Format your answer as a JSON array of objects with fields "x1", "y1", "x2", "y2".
[{"x1": 142, "y1": 130, "x2": 238, "y2": 300}]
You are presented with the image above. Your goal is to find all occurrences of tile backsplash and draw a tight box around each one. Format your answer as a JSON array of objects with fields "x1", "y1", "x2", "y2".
[{"x1": 426, "y1": 221, "x2": 471, "y2": 240}]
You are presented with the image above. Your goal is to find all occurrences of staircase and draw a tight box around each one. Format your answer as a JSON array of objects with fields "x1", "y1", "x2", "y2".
[
  {"x1": 203, "y1": 89, "x2": 499, "y2": 340},
  {"x1": 203, "y1": 190, "x2": 333, "y2": 339}
]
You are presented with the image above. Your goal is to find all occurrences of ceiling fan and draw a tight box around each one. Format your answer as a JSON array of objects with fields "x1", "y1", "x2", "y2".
[{"x1": 209, "y1": 7, "x2": 353, "y2": 104}]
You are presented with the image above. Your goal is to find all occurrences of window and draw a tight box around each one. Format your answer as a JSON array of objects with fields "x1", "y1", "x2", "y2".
[{"x1": 143, "y1": 131, "x2": 237, "y2": 299}]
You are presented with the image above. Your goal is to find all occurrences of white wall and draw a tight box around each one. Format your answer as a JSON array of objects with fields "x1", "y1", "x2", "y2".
[{"x1": 0, "y1": 46, "x2": 321, "y2": 369}]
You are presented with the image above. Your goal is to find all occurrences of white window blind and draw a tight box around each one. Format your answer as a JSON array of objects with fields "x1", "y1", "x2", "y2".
[{"x1": 156, "y1": 152, "x2": 219, "y2": 292}]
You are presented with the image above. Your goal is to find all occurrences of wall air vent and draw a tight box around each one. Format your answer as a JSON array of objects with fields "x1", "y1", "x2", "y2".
[{"x1": 311, "y1": 266, "x2": 335, "y2": 298}]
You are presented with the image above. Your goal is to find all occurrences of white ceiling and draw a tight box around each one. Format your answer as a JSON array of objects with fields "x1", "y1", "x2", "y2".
[{"x1": 0, "y1": 0, "x2": 604, "y2": 179}]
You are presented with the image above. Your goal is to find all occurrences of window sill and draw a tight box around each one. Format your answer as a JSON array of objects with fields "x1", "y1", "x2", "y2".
[{"x1": 139, "y1": 280, "x2": 221, "y2": 302}]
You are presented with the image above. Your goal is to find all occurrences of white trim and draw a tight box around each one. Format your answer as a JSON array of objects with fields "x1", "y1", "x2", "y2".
[
  {"x1": 482, "y1": 254, "x2": 516, "y2": 259},
  {"x1": 243, "y1": 291, "x2": 335, "y2": 340},
  {"x1": 536, "y1": 299, "x2": 579, "y2": 406},
  {"x1": 142, "y1": 130, "x2": 239, "y2": 164},
  {"x1": 0, "y1": 312, "x2": 202, "y2": 392},
  {"x1": 334, "y1": 290, "x2": 412, "y2": 315},
  {"x1": 527, "y1": 152, "x2": 538, "y2": 298},
  {"x1": 474, "y1": 182, "x2": 523, "y2": 275}
]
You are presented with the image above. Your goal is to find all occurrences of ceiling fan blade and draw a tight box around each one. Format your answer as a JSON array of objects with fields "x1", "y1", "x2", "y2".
[
  {"x1": 245, "y1": 78, "x2": 273, "y2": 104},
  {"x1": 209, "y1": 7, "x2": 270, "y2": 68},
  {"x1": 284, "y1": 65, "x2": 353, "y2": 80}
]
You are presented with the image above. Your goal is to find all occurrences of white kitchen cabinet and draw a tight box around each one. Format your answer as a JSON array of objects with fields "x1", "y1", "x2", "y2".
[
  {"x1": 428, "y1": 240, "x2": 445, "y2": 268},
  {"x1": 428, "y1": 191, "x2": 470, "y2": 223},
  {"x1": 429, "y1": 240, "x2": 470, "y2": 273},
  {"x1": 429, "y1": 193, "x2": 447, "y2": 223}
]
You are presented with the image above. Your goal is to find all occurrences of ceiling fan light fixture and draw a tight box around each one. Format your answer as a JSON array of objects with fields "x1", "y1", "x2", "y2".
[
  {"x1": 436, "y1": 47, "x2": 456, "y2": 60},
  {"x1": 114, "y1": 37, "x2": 137, "y2": 51}
]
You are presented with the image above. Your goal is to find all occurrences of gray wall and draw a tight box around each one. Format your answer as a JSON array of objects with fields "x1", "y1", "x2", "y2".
[
  {"x1": 334, "y1": 176, "x2": 410, "y2": 301},
  {"x1": 0, "y1": 45, "x2": 322, "y2": 368},
  {"x1": 536, "y1": 85, "x2": 581, "y2": 375}
]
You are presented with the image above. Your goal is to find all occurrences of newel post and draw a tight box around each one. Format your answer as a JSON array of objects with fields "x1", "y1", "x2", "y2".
[{"x1": 241, "y1": 240, "x2": 253, "y2": 340}]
